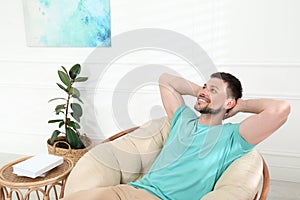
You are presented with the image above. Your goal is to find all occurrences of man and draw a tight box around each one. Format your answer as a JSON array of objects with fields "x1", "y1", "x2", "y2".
[{"x1": 63, "y1": 72, "x2": 290, "y2": 200}]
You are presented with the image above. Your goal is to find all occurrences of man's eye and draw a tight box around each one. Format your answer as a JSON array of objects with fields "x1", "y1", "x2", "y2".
[{"x1": 210, "y1": 89, "x2": 217, "y2": 93}]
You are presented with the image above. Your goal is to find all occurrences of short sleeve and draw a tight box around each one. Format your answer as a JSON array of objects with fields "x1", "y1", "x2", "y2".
[
  {"x1": 218, "y1": 123, "x2": 256, "y2": 175},
  {"x1": 232, "y1": 123, "x2": 255, "y2": 151},
  {"x1": 171, "y1": 104, "x2": 197, "y2": 128},
  {"x1": 165, "y1": 104, "x2": 198, "y2": 144}
]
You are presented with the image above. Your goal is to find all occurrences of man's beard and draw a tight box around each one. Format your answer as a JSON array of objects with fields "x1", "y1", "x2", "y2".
[{"x1": 194, "y1": 104, "x2": 223, "y2": 115}]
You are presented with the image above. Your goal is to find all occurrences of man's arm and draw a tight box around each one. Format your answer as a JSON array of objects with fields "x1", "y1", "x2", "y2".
[
  {"x1": 159, "y1": 73, "x2": 202, "y2": 119},
  {"x1": 226, "y1": 98, "x2": 291, "y2": 144}
]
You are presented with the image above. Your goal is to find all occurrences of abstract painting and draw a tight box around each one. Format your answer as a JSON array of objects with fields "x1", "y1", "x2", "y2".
[{"x1": 22, "y1": 0, "x2": 111, "y2": 47}]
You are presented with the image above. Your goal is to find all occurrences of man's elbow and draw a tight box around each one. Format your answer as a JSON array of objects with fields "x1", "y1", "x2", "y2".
[
  {"x1": 276, "y1": 100, "x2": 291, "y2": 120},
  {"x1": 159, "y1": 73, "x2": 171, "y2": 85}
]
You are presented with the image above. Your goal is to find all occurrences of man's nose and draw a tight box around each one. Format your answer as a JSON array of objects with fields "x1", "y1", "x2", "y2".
[{"x1": 201, "y1": 86, "x2": 209, "y2": 96}]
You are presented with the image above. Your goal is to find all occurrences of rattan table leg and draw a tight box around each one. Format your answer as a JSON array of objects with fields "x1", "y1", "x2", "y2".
[
  {"x1": 0, "y1": 187, "x2": 4, "y2": 200},
  {"x1": 16, "y1": 191, "x2": 22, "y2": 200},
  {"x1": 53, "y1": 185, "x2": 58, "y2": 200},
  {"x1": 36, "y1": 190, "x2": 41, "y2": 200},
  {"x1": 0, "y1": 187, "x2": 8, "y2": 200},
  {"x1": 9, "y1": 188, "x2": 24, "y2": 200},
  {"x1": 43, "y1": 195, "x2": 49, "y2": 200},
  {"x1": 59, "y1": 179, "x2": 67, "y2": 199}
]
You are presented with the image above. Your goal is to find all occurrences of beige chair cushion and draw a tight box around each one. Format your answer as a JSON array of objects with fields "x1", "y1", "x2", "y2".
[
  {"x1": 201, "y1": 150, "x2": 263, "y2": 200},
  {"x1": 65, "y1": 117, "x2": 263, "y2": 200},
  {"x1": 65, "y1": 117, "x2": 170, "y2": 195}
]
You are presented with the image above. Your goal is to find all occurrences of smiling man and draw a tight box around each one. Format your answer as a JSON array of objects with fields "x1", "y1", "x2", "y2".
[
  {"x1": 128, "y1": 72, "x2": 290, "y2": 199},
  {"x1": 62, "y1": 72, "x2": 290, "y2": 200}
]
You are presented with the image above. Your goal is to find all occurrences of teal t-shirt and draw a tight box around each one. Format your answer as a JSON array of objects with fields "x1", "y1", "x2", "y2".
[{"x1": 129, "y1": 104, "x2": 255, "y2": 200}]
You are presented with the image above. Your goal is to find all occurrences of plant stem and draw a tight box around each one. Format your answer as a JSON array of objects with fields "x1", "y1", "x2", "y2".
[{"x1": 65, "y1": 90, "x2": 71, "y2": 134}]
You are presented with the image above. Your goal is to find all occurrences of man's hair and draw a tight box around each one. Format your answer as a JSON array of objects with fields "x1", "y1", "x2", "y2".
[{"x1": 210, "y1": 72, "x2": 243, "y2": 100}]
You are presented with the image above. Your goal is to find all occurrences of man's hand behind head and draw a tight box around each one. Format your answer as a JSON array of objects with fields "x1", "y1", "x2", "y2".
[{"x1": 224, "y1": 98, "x2": 243, "y2": 120}]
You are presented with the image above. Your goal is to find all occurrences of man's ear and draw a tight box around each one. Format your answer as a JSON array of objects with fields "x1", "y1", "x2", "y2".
[{"x1": 225, "y1": 98, "x2": 236, "y2": 110}]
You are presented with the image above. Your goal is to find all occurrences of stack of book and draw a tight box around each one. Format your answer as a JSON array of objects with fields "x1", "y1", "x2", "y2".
[{"x1": 13, "y1": 154, "x2": 64, "y2": 178}]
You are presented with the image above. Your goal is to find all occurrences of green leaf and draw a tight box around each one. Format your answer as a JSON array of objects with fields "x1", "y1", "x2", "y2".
[
  {"x1": 68, "y1": 121, "x2": 80, "y2": 130},
  {"x1": 59, "y1": 121, "x2": 65, "y2": 128},
  {"x1": 66, "y1": 127, "x2": 78, "y2": 147},
  {"x1": 61, "y1": 66, "x2": 68, "y2": 75},
  {"x1": 48, "y1": 119, "x2": 64, "y2": 124},
  {"x1": 66, "y1": 128, "x2": 84, "y2": 149},
  {"x1": 58, "y1": 70, "x2": 71, "y2": 87},
  {"x1": 48, "y1": 98, "x2": 67, "y2": 103},
  {"x1": 50, "y1": 130, "x2": 61, "y2": 145},
  {"x1": 71, "y1": 103, "x2": 83, "y2": 117},
  {"x1": 73, "y1": 96, "x2": 83, "y2": 104},
  {"x1": 69, "y1": 64, "x2": 81, "y2": 80},
  {"x1": 74, "y1": 77, "x2": 88, "y2": 82},
  {"x1": 70, "y1": 87, "x2": 80, "y2": 97},
  {"x1": 55, "y1": 104, "x2": 65, "y2": 113},
  {"x1": 71, "y1": 112, "x2": 80, "y2": 123},
  {"x1": 56, "y1": 83, "x2": 68, "y2": 93},
  {"x1": 56, "y1": 110, "x2": 64, "y2": 115}
]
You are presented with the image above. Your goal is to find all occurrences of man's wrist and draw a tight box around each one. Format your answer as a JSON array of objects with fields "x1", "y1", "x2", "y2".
[
  {"x1": 238, "y1": 99, "x2": 266, "y2": 114},
  {"x1": 236, "y1": 99, "x2": 247, "y2": 113},
  {"x1": 193, "y1": 85, "x2": 202, "y2": 97}
]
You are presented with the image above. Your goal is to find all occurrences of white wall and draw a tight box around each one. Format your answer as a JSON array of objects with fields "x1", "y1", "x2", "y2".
[{"x1": 0, "y1": 0, "x2": 299, "y2": 182}]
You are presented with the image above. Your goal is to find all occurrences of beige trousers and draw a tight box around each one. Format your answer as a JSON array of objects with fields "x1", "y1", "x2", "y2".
[{"x1": 62, "y1": 184, "x2": 160, "y2": 200}]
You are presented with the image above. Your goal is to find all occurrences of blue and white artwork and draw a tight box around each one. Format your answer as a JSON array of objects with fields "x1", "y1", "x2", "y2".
[{"x1": 22, "y1": 0, "x2": 111, "y2": 47}]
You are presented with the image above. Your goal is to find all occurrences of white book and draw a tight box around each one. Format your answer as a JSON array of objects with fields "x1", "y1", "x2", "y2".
[{"x1": 13, "y1": 154, "x2": 64, "y2": 178}]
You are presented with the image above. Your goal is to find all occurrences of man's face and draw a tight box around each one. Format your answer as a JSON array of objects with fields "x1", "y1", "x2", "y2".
[{"x1": 194, "y1": 78, "x2": 228, "y2": 114}]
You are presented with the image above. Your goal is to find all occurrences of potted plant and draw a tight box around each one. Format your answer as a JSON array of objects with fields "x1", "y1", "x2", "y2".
[{"x1": 47, "y1": 63, "x2": 90, "y2": 164}]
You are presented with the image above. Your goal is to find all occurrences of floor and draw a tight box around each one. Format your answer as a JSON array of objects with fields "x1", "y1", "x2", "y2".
[
  {"x1": 1, "y1": 153, "x2": 300, "y2": 200},
  {"x1": 268, "y1": 180, "x2": 300, "y2": 200}
]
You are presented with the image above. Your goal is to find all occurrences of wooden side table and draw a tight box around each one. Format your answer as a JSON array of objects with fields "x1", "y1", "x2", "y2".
[{"x1": 0, "y1": 156, "x2": 73, "y2": 200}]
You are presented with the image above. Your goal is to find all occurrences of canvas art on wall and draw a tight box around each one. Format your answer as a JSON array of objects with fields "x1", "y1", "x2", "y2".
[{"x1": 22, "y1": 0, "x2": 111, "y2": 47}]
